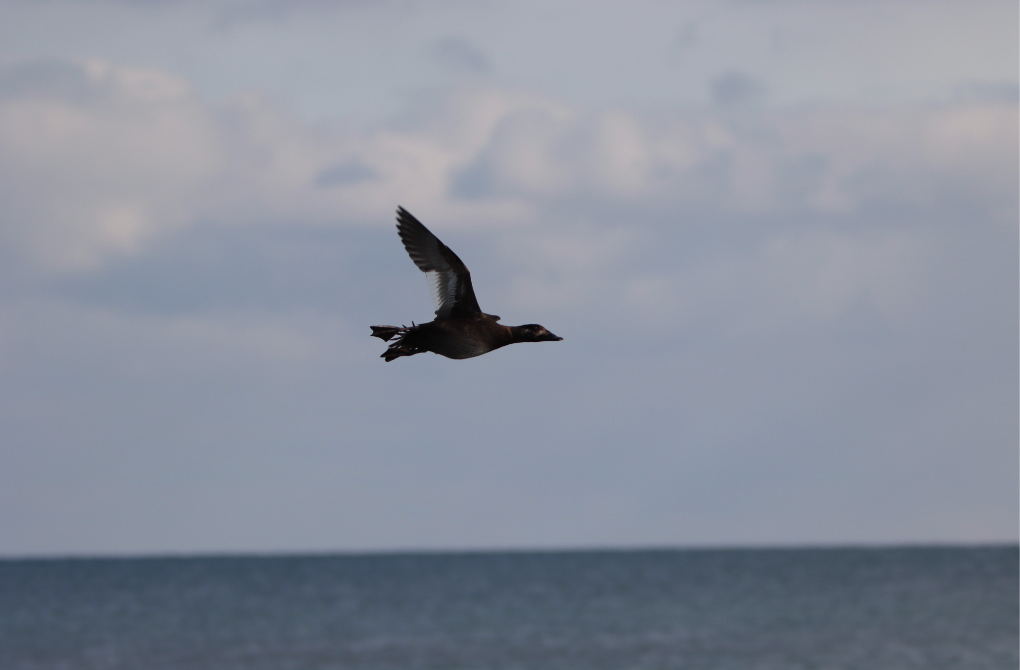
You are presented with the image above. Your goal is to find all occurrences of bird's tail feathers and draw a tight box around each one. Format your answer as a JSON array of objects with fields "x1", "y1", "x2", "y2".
[{"x1": 370, "y1": 325, "x2": 404, "y2": 342}]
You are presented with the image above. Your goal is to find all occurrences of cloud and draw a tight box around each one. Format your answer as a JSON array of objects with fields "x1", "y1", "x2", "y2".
[
  {"x1": 0, "y1": 58, "x2": 387, "y2": 273},
  {"x1": 710, "y1": 71, "x2": 768, "y2": 106},
  {"x1": 430, "y1": 37, "x2": 492, "y2": 76},
  {"x1": 314, "y1": 159, "x2": 378, "y2": 187},
  {"x1": 445, "y1": 97, "x2": 1018, "y2": 220},
  {"x1": 0, "y1": 59, "x2": 223, "y2": 271},
  {"x1": 951, "y1": 80, "x2": 1020, "y2": 104},
  {"x1": 1, "y1": 57, "x2": 1014, "y2": 347}
]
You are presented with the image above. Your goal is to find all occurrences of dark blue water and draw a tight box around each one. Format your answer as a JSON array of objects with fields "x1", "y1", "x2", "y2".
[{"x1": 1, "y1": 546, "x2": 1016, "y2": 670}]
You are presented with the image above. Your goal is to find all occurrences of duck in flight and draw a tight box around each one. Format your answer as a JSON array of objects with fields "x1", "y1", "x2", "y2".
[{"x1": 372, "y1": 207, "x2": 562, "y2": 362}]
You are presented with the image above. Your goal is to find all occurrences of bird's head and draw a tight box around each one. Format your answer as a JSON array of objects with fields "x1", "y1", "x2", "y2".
[{"x1": 513, "y1": 324, "x2": 563, "y2": 342}]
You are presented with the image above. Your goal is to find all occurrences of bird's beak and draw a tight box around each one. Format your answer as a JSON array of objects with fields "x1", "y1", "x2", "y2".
[{"x1": 544, "y1": 332, "x2": 563, "y2": 341}]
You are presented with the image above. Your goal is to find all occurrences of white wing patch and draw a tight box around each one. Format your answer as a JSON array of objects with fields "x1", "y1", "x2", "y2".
[
  {"x1": 397, "y1": 207, "x2": 478, "y2": 319},
  {"x1": 426, "y1": 269, "x2": 458, "y2": 317}
]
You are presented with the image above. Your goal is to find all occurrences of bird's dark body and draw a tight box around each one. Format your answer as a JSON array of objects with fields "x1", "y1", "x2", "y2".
[
  {"x1": 376, "y1": 316, "x2": 512, "y2": 361},
  {"x1": 372, "y1": 208, "x2": 561, "y2": 362}
]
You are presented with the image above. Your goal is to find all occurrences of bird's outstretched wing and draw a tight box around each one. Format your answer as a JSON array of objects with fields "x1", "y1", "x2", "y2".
[{"x1": 396, "y1": 207, "x2": 482, "y2": 319}]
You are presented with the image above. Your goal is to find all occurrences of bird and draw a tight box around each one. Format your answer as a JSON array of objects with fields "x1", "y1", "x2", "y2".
[{"x1": 371, "y1": 207, "x2": 562, "y2": 362}]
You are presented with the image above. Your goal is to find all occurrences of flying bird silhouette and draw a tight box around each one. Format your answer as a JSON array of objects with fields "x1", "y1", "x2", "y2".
[{"x1": 371, "y1": 207, "x2": 562, "y2": 362}]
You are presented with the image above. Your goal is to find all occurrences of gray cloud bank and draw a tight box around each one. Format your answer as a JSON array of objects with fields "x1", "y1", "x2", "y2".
[{"x1": 0, "y1": 51, "x2": 1015, "y2": 554}]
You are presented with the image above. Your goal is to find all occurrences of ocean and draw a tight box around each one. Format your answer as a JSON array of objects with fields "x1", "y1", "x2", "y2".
[{"x1": 1, "y1": 546, "x2": 1016, "y2": 670}]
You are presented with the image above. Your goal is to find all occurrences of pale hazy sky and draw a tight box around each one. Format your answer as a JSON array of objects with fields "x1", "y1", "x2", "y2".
[{"x1": 0, "y1": 0, "x2": 1016, "y2": 556}]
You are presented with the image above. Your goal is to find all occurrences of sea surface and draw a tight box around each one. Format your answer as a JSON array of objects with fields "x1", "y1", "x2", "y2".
[{"x1": 1, "y1": 546, "x2": 1016, "y2": 670}]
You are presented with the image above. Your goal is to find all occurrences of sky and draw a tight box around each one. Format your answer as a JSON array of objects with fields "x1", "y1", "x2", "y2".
[{"x1": 0, "y1": 0, "x2": 1016, "y2": 557}]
